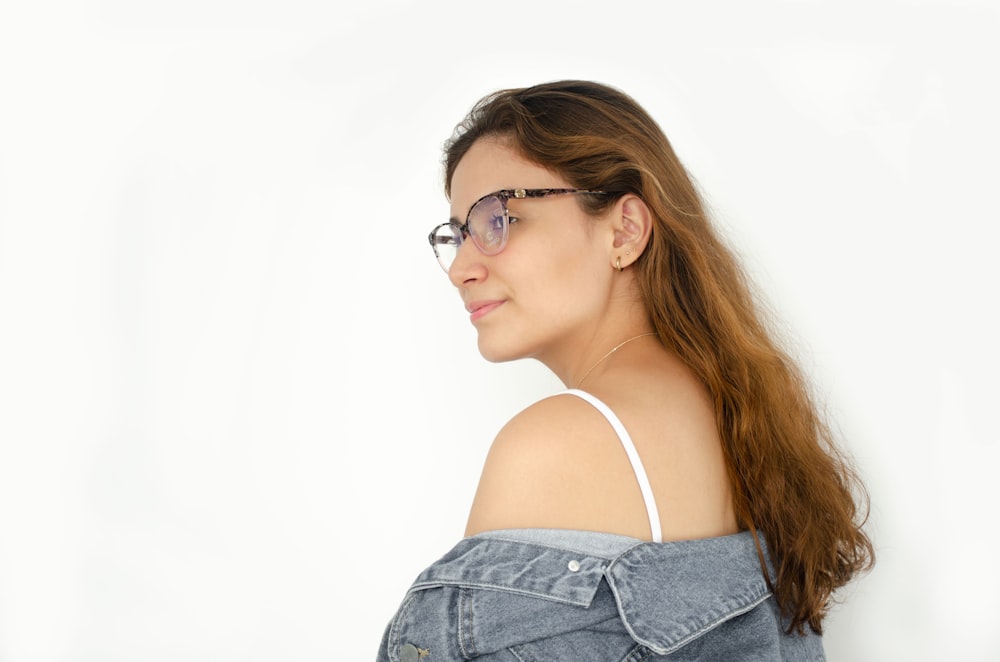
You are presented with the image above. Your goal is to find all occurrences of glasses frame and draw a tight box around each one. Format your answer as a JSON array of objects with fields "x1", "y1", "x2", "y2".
[{"x1": 428, "y1": 188, "x2": 609, "y2": 272}]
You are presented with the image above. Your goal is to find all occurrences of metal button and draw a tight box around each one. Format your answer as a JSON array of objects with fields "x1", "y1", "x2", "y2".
[
  {"x1": 400, "y1": 643, "x2": 419, "y2": 662},
  {"x1": 567, "y1": 559, "x2": 581, "y2": 572}
]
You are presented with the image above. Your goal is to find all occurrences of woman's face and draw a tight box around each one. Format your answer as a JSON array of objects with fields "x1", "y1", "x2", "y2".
[{"x1": 447, "y1": 137, "x2": 616, "y2": 366}]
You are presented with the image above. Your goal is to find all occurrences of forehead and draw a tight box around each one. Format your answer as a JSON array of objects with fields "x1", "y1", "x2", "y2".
[{"x1": 449, "y1": 138, "x2": 566, "y2": 218}]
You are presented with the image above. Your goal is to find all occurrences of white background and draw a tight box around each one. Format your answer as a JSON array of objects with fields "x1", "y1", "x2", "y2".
[{"x1": 1, "y1": 1, "x2": 998, "y2": 660}]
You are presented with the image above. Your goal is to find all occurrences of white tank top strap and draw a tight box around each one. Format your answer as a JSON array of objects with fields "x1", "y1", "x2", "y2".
[{"x1": 561, "y1": 388, "x2": 663, "y2": 543}]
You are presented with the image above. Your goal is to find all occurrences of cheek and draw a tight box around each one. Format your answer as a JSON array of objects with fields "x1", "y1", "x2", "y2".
[
  {"x1": 492, "y1": 220, "x2": 609, "y2": 315},
  {"x1": 522, "y1": 260, "x2": 609, "y2": 329},
  {"x1": 520, "y1": 223, "x2": 601, "y2": 280}
]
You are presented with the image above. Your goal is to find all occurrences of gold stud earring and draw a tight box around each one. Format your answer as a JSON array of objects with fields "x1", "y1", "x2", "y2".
[{"x1": 616, "y1": 257, "x2": 623, "y2": 272}]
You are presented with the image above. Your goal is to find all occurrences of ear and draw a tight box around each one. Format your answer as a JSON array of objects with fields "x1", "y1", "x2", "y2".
[{"x1": 610, "y1": 194, "x2": 653, "y2": 269}]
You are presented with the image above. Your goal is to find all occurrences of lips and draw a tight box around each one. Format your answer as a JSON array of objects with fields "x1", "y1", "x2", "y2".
[{"x1": 466, "y1": 300, "x2": 505, "y2": 322}]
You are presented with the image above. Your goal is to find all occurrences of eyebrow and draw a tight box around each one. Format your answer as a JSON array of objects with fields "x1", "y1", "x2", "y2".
[
  {"x1": 446, "y1": 188, "x2": 527, "y2": 226},
  {"x1": 448, "y1": 190, "x2": 497, "y2": 225}
]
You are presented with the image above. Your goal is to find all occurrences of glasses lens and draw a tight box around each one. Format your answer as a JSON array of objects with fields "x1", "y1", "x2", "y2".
[
  {"x1": 468, "y1": 195, "x2": 508, "y2": 255},
  {"x1": 430, "y1": 223, "x2": 461, "y2": 272}
]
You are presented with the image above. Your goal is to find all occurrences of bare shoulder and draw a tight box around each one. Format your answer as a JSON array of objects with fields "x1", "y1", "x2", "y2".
[
  {"x1": 464, "y1": 393, "x2": 644, "y2": 536},
  {"x1": 488, "y1": 393, "x2": 606, "y2": 458},
  {"x1": 464, "y1": 365, "x2": 739, "y2": 540}
]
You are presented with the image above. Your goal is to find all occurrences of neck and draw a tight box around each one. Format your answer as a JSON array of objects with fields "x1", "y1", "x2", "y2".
[{"x1": 569, "y1": 331, "x2": 659, "y2": 389}]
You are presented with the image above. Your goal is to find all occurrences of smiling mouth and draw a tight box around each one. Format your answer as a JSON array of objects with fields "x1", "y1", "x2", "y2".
[{"x1": 468, "y1": 301, "x2": 505, "y2": 322}]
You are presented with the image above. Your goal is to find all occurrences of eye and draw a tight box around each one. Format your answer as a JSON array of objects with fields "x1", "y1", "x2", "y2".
[
  {"x1": 483, "y1": 211, "x2": 505, "y2": 243},
  {"x1": 468, "y1": 194, "x2": 509, "y2": 252}
]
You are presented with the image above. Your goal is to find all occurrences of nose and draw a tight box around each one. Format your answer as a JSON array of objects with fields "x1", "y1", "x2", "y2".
[{"x1": 447, "y1": 239, "x2": 487, "y2": 287}]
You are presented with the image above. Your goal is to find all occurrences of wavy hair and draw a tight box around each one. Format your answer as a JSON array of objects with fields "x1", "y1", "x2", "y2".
[{"x1": 443, "y1": 80, "x2": 874, "y2": 634}]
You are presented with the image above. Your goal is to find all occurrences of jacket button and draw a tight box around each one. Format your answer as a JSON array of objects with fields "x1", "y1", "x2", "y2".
[
  {"x1": 400, "y1": 643, "x2": 419, "y2": 662},
  {"x1": 567, "y1": 560, "x2": 581, "y2": 572}
]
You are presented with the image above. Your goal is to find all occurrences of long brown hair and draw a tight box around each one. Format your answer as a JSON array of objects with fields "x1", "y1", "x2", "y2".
[{"x1": 443, "y1": 80, "x2": 874, "y2": 634}]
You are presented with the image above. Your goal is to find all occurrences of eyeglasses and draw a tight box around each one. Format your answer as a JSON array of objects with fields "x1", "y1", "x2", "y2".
[{"x1": 428, "y1": 188, "x2": 609, "y2": 272}]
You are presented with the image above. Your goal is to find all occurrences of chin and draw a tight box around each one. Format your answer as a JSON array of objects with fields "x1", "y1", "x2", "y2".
[{"x1": 476, "y1": 334, "x2": 526, "y2": 364}]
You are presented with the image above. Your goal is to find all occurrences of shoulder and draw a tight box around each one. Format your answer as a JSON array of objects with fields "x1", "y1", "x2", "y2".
[
  {"x1": 464, "y1": 392, "x2": 635, "y2": 536},
  {"x1": 482, "y1": 392, "x2": 618, "y2": 474},
  {"x1": 495, "y1": 392, "x2": 606, "y2": 450}
]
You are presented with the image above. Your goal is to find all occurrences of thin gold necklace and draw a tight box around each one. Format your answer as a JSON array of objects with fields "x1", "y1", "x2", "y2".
[{"x1": 575, "y1": 332, "x2": 658, "y2": 388}]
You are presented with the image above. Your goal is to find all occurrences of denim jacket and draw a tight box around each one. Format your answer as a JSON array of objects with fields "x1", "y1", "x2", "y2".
[{"x1": 377, "y1": 529, "x2": 825, "y2": 661}]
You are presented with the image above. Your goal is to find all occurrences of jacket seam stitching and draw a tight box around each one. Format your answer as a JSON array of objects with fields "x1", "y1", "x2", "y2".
[
  {"x1": 408, "y1": 580, "x2": 596, "y2": 607},
  {"x1": 458, "y1": 587, "x2": 476, "y2": 659},
  {"x1": 388, "y1": 593, "x2": 417, "y2": 662}
]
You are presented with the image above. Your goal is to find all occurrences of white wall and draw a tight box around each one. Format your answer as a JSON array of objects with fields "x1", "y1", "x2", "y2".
[{"x1": 1, "y1": 1, "x2": 997, "y2": 660}]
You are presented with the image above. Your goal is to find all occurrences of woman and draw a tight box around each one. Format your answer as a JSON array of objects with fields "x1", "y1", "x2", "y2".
[{"x1": 378, "y1": 80, "x2": 873, "y2": 661}]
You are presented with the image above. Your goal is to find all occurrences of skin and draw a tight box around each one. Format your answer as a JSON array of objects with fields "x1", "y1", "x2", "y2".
[{"x1": 450, "y1": 137, "x2": 738, "y2": 542}]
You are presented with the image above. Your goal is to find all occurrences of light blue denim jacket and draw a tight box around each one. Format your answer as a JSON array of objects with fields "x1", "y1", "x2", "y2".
[{"x1": 377, "y1": 528, "x2": 825, "y2": 661}]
